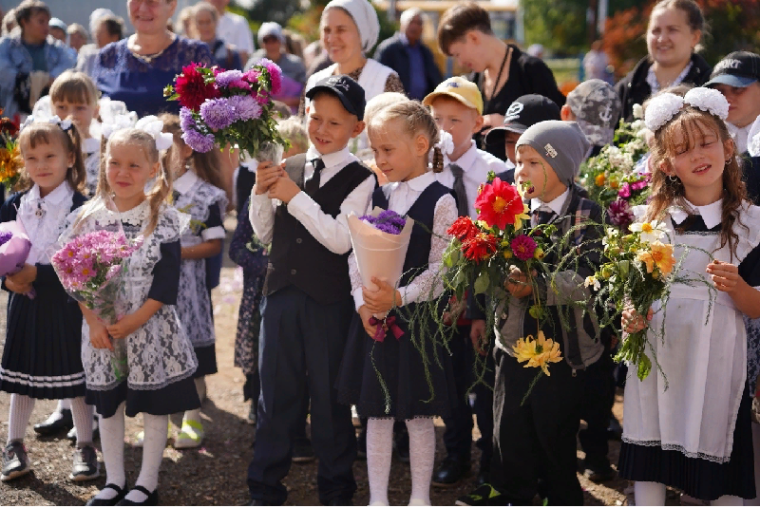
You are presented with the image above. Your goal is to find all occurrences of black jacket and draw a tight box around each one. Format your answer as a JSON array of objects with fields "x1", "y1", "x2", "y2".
[
  {"x1": 615, "y1": 53, "x2": 712, "y2": 123},
  {"x1": 373, "y1": 33, "x2": 443, "y2": 100}
]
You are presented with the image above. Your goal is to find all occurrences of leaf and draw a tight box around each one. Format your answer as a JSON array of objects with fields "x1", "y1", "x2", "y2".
[{"x1": 474, "y1": 271, "x2": 490, "y2": 295}]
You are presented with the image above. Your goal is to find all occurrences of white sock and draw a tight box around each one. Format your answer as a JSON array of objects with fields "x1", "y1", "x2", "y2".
[
  {"x1": 367, "y1": 418, "x2": 394, "y2": 506},
  {"x1": 183, "y1": 378, "x2": 205, "y2": 423},
  {"x1": 58, "y1": 399, "x2": 71, "y2": 412},
  {"x1": 95, "y1": 403, "x2": 126, "y2": 501},
  {"x1": 125, "y1": 414, "x2": 168, "y2": 502},
  {"x1": 406, "y1": 418, "x2": 435, "y2": 506},
  {"x1": 7, "y1": 394, "x2": 35, "y2": 444},
  {"x1": 635, "y1": 481, "x2": 666, "y2": 506},
  {"x1": 70, "y1": 397, "x2": 94, "y2": 447},
  {"x1": 713, "y1": 495, "x2": 743, "y2": 506}
]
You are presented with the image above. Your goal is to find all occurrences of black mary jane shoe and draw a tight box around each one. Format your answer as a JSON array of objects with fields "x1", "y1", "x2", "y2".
[
  {"x1": 86, "y1": 483, "x2": 128, "y2": 506},
  {"x1": 116, "y1": 486, "x2": 159, "y2": 506}
]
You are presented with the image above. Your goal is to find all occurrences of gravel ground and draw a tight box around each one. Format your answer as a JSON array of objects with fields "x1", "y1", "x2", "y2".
[{"x1": 0, "y1": 219, "x2": 667, "y2": 506}]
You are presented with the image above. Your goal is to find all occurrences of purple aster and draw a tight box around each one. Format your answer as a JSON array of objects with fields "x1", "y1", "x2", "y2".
[
  {"x1": 182, "y1": 129, "x2": 216, "y2": 153},
  {"x1": 200, "y1": 98, "x2": 235, "y2": 130},
  {"x1": 179, "y1": 107, "x2": 196, "y2": 132},
  {"x1": 215, "y1": 70, "x2": 244, "y2": 88},
  {"x1": 360, "y1": 210, "x2": 406, "y2": 235},
  {"x1": 0, "y1": 231, "x2": 12, "y2": 246},
  {"x1": 229, "y1": 95, "x2": 262, "y2": 121},
  {"x1": 608, "y1": 199, "x2": 634, "y2": 228}
]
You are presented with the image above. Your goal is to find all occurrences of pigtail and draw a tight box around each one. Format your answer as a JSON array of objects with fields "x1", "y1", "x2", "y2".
[
  {"x1": 65, "y1": 124, "x2": 87, "y2": 193},
  {"x1": 146, "y1": 161, "x2": 173, "y2": 236},
  {"x1": 432, "y1": 145, "x2": 444, "y2": 173},
  {"x1": 96, "y1": 136, "x2": 110, "y2": 198}
]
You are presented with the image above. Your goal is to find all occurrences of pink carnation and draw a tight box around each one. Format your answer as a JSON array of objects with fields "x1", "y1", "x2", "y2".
[{"x1": 511, "y1": 234, "x2": 537, "y2": 261}]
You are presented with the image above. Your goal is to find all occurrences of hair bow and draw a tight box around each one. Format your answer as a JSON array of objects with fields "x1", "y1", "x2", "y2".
[
  {"x1": 20, "y1": 114, "x2": 73, "y2": 133},
  {"x1": 644, "y1": 87, "x2": 729, "y2": 132},
  {"x1": 101, "y1": 113, "x2": 137, "y2": 140},
  {"x1": 435, "y1": 130, "x2": 455, "y2": 156},
  {"x1": 135, "y1": 116, "x2": 174, "y2": 151}
]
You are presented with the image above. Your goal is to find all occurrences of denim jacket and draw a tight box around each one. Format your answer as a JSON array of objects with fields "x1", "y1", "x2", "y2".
[{"x1": 0, "y1": 34, "x2": 76, "y2": 118}]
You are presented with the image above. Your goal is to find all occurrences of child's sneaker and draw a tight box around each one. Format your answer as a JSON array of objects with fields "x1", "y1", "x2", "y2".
[
  {"x1": 455, "y1": 484, "x2": 505, "y2": 506},
  {"x1": 174, "y1": 419, "x2": 204, "y2": 449},
  {"x1": 70, "y1": 445, "x2": 100, "y2": 481},
  {"x1": 1, "y1": 441, "x2": 31, "y2": 481},
  {"x1": 134, "y1": 421, "x2": 171, "y2": 448}
]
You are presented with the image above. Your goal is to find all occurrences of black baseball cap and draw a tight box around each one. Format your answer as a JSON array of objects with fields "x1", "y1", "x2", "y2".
[
  {"x1": 485, "y1": 94, "x2": 561, "y2": 145},
  {"x1": 305, "y1": 75, "x2": 367, "y2": 121},
  {"x1": 705, "y1": 51, "x2": 760, "y2": 88}
]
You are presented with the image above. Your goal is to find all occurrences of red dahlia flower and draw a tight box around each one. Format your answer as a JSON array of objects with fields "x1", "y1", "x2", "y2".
[
  {"x1": 462, "y1": 233, "x2": 499, "y2": 262},
  {"x1": 447, "y1": 216, "x2": 479, "y2": 242},
  {"x1": 474, "y1": 178, "x2": 525, "y2": 230},
  {"x1": 175, "y1": 63, "x2": 219, "y2": 111},
  {"x1": 511, "y1": 234, "x2": 537, "y2": 261}
]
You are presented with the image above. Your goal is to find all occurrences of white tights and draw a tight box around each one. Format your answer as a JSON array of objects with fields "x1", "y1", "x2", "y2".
[
  {"x1": 366, "y1": 417, "x2": 435, "y2": 506},
  {"x1": 635, "y1": 482, "x2": 743, "y2": 506}
]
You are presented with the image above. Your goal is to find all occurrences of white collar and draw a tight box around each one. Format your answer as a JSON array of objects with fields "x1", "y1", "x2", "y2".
[
  {"x1": 531, "y1": 187, "x2": 569, "y2": 216},
  {"x1": 241, "y1": 159, "x2": 259, "y2": 173},
  {"x1": 646, "y1": 62, "x2": 693, "y2": 94},
  {"x1": 306, "y1": 145, "x2": 353, "y2": 169},
  {"x1": 389, "y1": 171, "x2": 435, "y2": 193},
  {"x1": 173, "y1": 169, "x2": 200, "y2": 195},
  {"x1": 28, "y1": 181, "x2": 73, "y2": 205},
  {"x1": 728, "y1": 122, "x2": 752, "y2": 154},
  {"x1": 82, "y1": 137, "x2": 100, "y2": 155},
  {"x1": 444, "y1": 140, "x2": 478, "y2": 171},
  {"x1": 670, "y1": 198, "x2": 723, "y2": 229}
]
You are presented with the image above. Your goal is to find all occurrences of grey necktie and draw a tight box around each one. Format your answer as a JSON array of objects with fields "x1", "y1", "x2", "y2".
[{"x1": 449, "y1": 164, "x2": 469, "y2": 217}]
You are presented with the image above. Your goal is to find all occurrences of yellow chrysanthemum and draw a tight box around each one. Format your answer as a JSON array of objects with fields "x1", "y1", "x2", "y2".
[
  {"x1": 513, "y1": 202, "x2": 531, "y2": 230},
  {"x1": 512, "y1": 331, "x2": 563, "y2": 376},
  {"x1": 637, "y1": 241, "x2": 676, "y2": 278}
]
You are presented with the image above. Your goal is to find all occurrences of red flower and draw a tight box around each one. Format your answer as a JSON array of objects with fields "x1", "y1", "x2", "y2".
[
  {"x1": 474, "y1": 178, "x2": 525, "y2": 230},
  {"x1": 462, "y1": 233, "x2": 499, "y2": 262},
  {"x1": 175, "y1": 63, "x2": 219, "y2": 111},
  {"x1": 511, "y1": 234, "x2": 537, "y2": 261},
  {"x1": 447, "y1": 216, "x2": 479, "y2": 242}
]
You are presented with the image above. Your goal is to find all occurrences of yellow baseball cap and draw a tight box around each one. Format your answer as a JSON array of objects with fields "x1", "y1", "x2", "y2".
[{"x1": 422, "y1": 77, "x2": 484, "y2": 115}]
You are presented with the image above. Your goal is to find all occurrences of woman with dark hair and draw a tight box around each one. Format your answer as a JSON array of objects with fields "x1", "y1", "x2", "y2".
[
  {"x1": 615, "y1": 0, "x2": 711, "y2": 123},
  {"x1": 0, "y1": 0, "x2": 75, "y2": 121},
  {"x1": 91, "y1": 0, "x2": 213, "y2": 117},
  {"x1": 192, "y1": 1, "x2": 243, "y2": 70}
]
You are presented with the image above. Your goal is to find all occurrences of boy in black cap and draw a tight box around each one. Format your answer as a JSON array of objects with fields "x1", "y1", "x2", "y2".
[
  {"x1": 247, "y1": 74, "x2": 375, "y2": 505},
  {"x1": 458, "y1": 121, "x2": 604, "y2": 506}
]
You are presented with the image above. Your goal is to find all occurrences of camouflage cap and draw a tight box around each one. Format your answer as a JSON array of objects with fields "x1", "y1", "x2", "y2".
[{"x1": 566, "y1": 79, "x2": 622, "y2": 147}]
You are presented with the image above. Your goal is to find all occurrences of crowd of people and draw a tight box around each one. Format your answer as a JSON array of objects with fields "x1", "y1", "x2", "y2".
[{"x1": 0, "y1": 0, "x2": 760, "y2": 505}]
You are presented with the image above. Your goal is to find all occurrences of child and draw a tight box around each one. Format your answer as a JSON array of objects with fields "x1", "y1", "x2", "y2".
[
  {"x1": 458, "y1": 120, "x2": 604, "y2": 506},
  {"x1": 160, "y1": 113, "x2": 227, "y2": 449},
  {"x1": 33, "y1": 69, "x2": 102, "y2": 442},
  {"x1": 336, "y1": 100, "x2": 457, "y2": 505},
  {"x1": 66, "y1": 119, "x2": 200, "y2": 505},
  {"x1": 621, "y1": 88, "x2": 760, "y2": 504},
  {"x1": 247, "y1": 74, "x2": 375, "y2": 505},
  {"x1": 562, "y1": 79, "x2": 622, "y2": 157},
  {"x1": 0, "y1": 117, "x2": 96, "y2": 483},
  {"x1": 423, "y1": 76, "x2": 508, "y2": 486}
]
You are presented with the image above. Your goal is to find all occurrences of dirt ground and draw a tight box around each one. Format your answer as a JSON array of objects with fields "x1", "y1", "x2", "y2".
[{"x1": 0, "y1": 219, "x2": 657, "y2": 506}]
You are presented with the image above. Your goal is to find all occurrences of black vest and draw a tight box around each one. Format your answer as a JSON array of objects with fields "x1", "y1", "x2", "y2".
[{"x1": 264, "y1": 153, "x2": 372, "y2": 304}]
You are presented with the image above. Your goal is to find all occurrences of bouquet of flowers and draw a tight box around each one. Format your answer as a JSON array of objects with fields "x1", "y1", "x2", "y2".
[
  {"x1": 164, "y1": 60, "x2": 290, "y2": 162},
  {"x1": 51, "y1": 229, "x2": 142, "y2": 380},
  {"x1": 581, "y1": 105, "x2": 651, "y2": 228},
  {"x1": 587, "y1": 220, "x2": 676, "y2": 380},
  {"x1": 443, "y1": 177, "x2": 563, "y2": 383},
  {"x1": 0, "y1": 108, "x2": 22, "y2": 189},
  {"x1": 347, "y1": 208, "x2": 414, "y2": 341}
]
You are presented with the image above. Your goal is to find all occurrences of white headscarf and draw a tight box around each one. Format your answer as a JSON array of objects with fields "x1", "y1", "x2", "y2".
[{"x1": 324, "y1": 0, "x2": 380, "y2": 53}]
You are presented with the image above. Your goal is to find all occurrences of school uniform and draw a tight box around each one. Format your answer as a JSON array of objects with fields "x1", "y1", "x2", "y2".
[
  {"x1": 82, "y1": 137, "x2": 100, "y2": 196},
  {"x1": 435, "y1": 141, "x2": 507, "y2": 475},
  {"x1": 234, "y1": 160, "x2": 257, "y2": 217},
  {"x1": 60, "y1": 201, "x2": 200, "y2": 419},
  {"x1": 0, "y1": 183, "x2": 87, "y2": 399},
  {"x1": 337, "y1": 172, "x2": 458, "y2": 420},
  {"x1": 490, "y1": 186, "x2": 604, "y2": 505},
  {"x1": 173, "y1": 170, "x2": 228, "y2": 377},
  {"x1": 247, "y1": 146, "x2": 375, "y2": 505},
  {"x1": 620, "y1": 201, "x2": 760, "y2": 500}
]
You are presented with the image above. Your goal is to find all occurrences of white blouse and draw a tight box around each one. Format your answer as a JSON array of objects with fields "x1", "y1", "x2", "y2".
[{"x1": 17, "y1": 182, "x2": 75, "y2": 264}]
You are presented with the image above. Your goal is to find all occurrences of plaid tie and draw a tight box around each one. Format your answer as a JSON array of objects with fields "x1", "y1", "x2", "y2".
[
  {"x1": 532, "y1": 207, "x2": 555, "y2": 227},
  {"x1": 448, "y1": 164, "x2": 469, "y2": 217},
  {"x1": 305, "y1": 158, "x2": 325, "y2": 196}
]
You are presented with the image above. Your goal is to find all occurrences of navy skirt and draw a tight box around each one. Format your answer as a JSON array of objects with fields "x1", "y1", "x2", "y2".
[
  {"x1": 86, "y1": 375, "x2": 201, "y2": 419},
  {"x1": 193, "y1": 344, "x2": 217, "y2": 378}
]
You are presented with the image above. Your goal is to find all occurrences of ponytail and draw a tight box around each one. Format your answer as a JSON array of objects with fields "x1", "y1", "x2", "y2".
[{"x1": 431, "y1": 145, "x2": 444, "y2": 173}]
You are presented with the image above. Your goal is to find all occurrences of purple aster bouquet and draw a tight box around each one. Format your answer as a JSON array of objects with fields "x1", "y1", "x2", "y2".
[
  {"x1": 0, "y1": 220, "x2": 33, "y2": 298},
  {"x1": 164, "y1": 60, "x2": 290, "y2": 159},
  {"x1": 359, "y1": 210, "x2": 407, "y2": 235}
]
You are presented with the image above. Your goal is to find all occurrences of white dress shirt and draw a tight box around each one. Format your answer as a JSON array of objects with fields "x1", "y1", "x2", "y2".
[
  {"x1": 17, "y1": 182, "x2": 74, "y2": 265},
  {"x1": 348, "y1": 171, "x2": 457, "y2": 311},
  {"x1": 729, "y1": 122, "x2": 752, "y2": 155},
  {"x1": 436, "y1": 140, "x2": 509, "y2": 219},
  {"x1": 670, "y1": 198, "x2": 723, "y2": 229},
  {"x1": 530, "y1": 188, "x2": 570, "y2": 216},
  {"x1": 217, "y1": 12, "x2": 254, "y2": 55},
  {"x1": 248, "y1": 145, "x2": 375, "y2": 255}
]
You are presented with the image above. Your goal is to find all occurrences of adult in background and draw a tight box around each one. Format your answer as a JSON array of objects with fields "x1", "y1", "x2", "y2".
[
  {"x1": 373, "y1": 8, "x2": 443, "y2": 101},
  {"x1": 90, "y1": 0, "x2": 213, "y2": 118},
  {"x1": 0, "y1": 0, "x2": 75, "y2": 121},
  {"x1": 302, "y1": 0, "x2": 403, "y2": 153},
  {"x1": 48, "y1": 17, "x2": 67, "y2": 43},
  {"x1": 207, "y1": 0, "x2": 253, "y2": 64},
  {"x1": 583, "y1": 40, "x2": 611, "y2": 82},
  {"x1": 67, "y1": 24, "x2": 88, "y2": 54},
  {"x1": 77, "y1": 13, "x2": 125, "y2": 78},
  {"x1": 2, "y1": 9, "x2": 17, "y2": 37},
  {"x1": 615, "y1": 0, "x2": 710, "y2": 123},
  {"x1": 437, "y1": 1, "x2": 565, "y2": 160},
  {"x1": 192, "y1": 1, "x2": 243, "y2": 70},
  {"x1": 247, "y1": 22, "x2": 305, "y2": 112}
]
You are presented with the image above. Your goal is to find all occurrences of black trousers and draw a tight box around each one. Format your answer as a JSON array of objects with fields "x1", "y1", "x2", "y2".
[
  {"x1": 491, "y1": 348, "x2": 584, "y2": 505},
  {"x1": 579, "y1": 348, "x2": 615, "y2": 470},
  {"x1": 441, "y1": 326, "x2": 494, "y2": 468},
  {"x1": 247, "y1": 287, "x2": 357, "y2": 505}
]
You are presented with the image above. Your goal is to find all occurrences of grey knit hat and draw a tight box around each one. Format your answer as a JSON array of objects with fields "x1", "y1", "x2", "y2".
[{"x1": 515, "y1": 120, "x2": 591, "y2": 186}]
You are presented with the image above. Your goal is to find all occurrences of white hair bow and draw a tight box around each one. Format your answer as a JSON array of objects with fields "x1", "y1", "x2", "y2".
[
  {"x1": 135, "y1": 116, "x2": 174, "y2": 151},
  {"x1": 20, "y1": 114, "x2": 73, "y2": 132},
  {"x1": 101, "y1": 113, "x2": 137, "y2": 140},
  {"x1": 435, "y1": 130, "x2": 455, "y2": 156},
  {"x1": 644, "y1": 87, "x2": 729, "y2": 132}
]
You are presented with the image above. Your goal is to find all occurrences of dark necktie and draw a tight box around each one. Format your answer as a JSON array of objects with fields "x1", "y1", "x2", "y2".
[
  {"x1": 305, "y1": 158, "x2": 325, "y2": 196},
  {"x1": 532, "y1": 207, "x2": 555, "y2": 227},
  {"x1": 449, "y1": 164, "x2": 469, "y2": 217}
]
